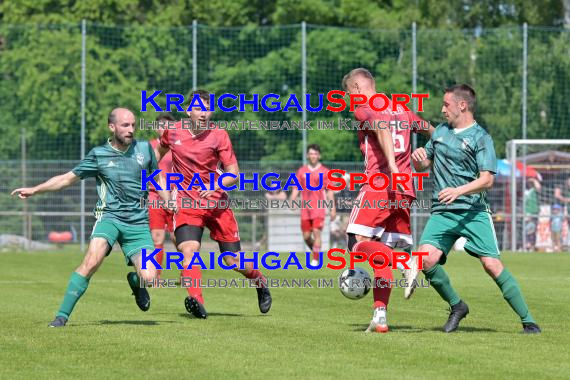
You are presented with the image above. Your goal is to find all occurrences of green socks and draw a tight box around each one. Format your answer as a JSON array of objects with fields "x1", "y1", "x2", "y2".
[
  {"x1": 494, "y1": 269, "x2": 535, "y2": 324},
  {"x1": 423, "y1": 264, "x2": 461, "y2": 307},
  {"x1": 424, "y1": 265, "x2": 535, "y2": 324},
  {"x1": 55, "y1": 272, "x2": 90, "y2": 319},
  {"x1": 128, "y1": 272, "x2": 140, "y2": 288}
]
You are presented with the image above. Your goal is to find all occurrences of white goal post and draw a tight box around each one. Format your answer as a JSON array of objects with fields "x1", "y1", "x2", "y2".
[{"x1": 506, "y1": 139, "x2": 570, "y2": 251}]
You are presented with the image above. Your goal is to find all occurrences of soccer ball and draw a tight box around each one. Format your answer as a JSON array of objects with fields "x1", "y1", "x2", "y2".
[{"x1": 338, "y1": 267, "x2": 372, "y2": 300}]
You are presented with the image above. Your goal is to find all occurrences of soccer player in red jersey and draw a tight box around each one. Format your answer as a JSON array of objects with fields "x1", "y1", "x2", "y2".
[
  {"x1": 148, "y1": 113, "x2": 177, "y2": 278},
  {"x1": 342, "y1": 68, "x2": 434, "y2": 332},
  {"x1": 154, "y1": 89, "x2": 272, "y2": 319},
  {"x1": 290, "y1": 144, "x2": 336, "y2": 266}
]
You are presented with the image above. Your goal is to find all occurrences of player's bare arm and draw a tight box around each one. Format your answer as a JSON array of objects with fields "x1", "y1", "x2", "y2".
[
  {"x1": 411, "y1": 147, "x2": 432, "y2": 172},
  {"x1": 289, "y1": 186, "x2": 300, "y2": 209},
  {"x1": 327, "y1": 189, "x2": 336, "y2": 221},
  {"x1": 157, "y1": 172, "x2": 176, "y2": 212},
  {"x1": 11, "y1": 171, "x2": 80, "y2": 199},
  {"x1": 154, "y1": 143, "x2": 169, "y2": 162},
  {"x1": 554, "y1": 187, "x2": 570, "y2": 203},
  {"x1": 199, "y1": 163, "x2": 239, "y2": 198},
  {"x1": 438, "y1": 171, "x2": 494, "y2": 205},
  {"x1": 417, "y1": 123, "x2": 435, "y2": 138}
]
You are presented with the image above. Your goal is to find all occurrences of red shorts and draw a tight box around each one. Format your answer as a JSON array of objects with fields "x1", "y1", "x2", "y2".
[
  {"x1": 173, "y1": 206, "x2": 240, "y2": 243},
  {"x1": 301, "y1": 218, "x2": 324, "y2": 233},
  {"x1": 149, "y1": 206, "x2": 174, "y2": 232},
  {"x1": 346, "y1": 191, "x2": 413, "y2": 247}
]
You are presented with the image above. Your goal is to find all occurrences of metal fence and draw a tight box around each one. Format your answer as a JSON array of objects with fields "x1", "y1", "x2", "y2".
[{"x1": 1, "y1": 22, "x2": 569, "y2": 251}]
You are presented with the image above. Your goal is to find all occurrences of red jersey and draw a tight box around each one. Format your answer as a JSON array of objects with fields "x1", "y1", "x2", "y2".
[
  {"x1": 354, "y1": 96, "x2": 426, "y2": 198},
  {"x1": 149, "y1": 138, "x2": 173, "y2": 201},
  {"x1": 160, "y1": 122, "x2": 238, "y2": 201},
  {"x1": 296, "y1": 163, "x2": 330, "y2": 220}
]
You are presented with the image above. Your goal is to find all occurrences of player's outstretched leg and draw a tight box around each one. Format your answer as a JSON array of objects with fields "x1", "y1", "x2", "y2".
[
  {"x1": 182, "y1": 265, "x2": 207, "y2": 319},
  {"x1": 49, "y1": 238, "x2": 109, "y2": 327},
  {"x1": 185, "y1": 294, "x2": 208, "y2": 319},
  {"x1": 245, "y1": 266, "x2": 271, "y2": 314},
  {"x1": 130, "y1": 248, "x2": 159, "y2": 312},
  {"x1": 424, "y1": 264, "x2": 468, "y2": 332},
  {"x1": 480, "y1": 257, "x2": 541, "y2": 334},
  {"x1": 420, "y1": 244, "x2": 468, "y2": 332},
  {"x1": 127, "y1": 272, "x2": 150, "y2": 312},
  {"x1": 401, "y1": 246, "x2": 421, "y2": 299},
  {"x1": 224, "y1": 253, "x2": 272, "y2": 314},
  {"x1": 353, "y1": 240, "x2": 393, "y2": 333},
  {"x1": 49, "y1": 272, "x2": 90, "y2": 327}
]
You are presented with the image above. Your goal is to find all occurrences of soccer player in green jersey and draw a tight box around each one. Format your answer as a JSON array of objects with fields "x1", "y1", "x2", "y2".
[
  {"x1": 12, "y1": 108, "x2": 159, "y2": 327},
  {"x1": 411, "y1": 85, "x2": 541, "y2": 334}
]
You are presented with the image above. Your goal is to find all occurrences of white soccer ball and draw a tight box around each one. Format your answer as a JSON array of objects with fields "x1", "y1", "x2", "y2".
[{"x1": 338, "y1": 267, "x2": 372, "y2": 300}]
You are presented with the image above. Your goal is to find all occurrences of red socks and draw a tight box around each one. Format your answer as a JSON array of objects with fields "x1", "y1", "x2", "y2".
[
  {"x1": 352, "y1": 240, "x2": 394, "y2": 309},
  {"x1": 155, "y1": 244, "x2": 164, "y2": 278},
  {"x1": 181, "y1": 267, "x2": 204, "y2": 304},
  {"x1": 372, "y1": 265, "x2": 393, "y2": 309},
  {"x1": 245, "y1": 269, "x2": 267, "y2": 288},
  {"x1": 312, "y1": 244, "x2": 321, "y2": 262}
]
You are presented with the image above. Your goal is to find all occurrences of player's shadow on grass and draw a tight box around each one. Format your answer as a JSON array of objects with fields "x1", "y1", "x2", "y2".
[
  {"x1": 98, "y1": 320, "x2": 177, "y2": 326},
  {"x1": 178, "y1": 312, "x2": 270, "y2": 319},
  {"x1": 178, "y1": 312, "x2": 244, "y2": 319},
  {"x1": 349, "y1": 324, "x2": 497, "y2": 333},
  {"x1": 427, "y1": 326, "x2": 497, "y2": 333},
  {"x1": 350, "y1": 324, "x2": 420, "y2": 333}
]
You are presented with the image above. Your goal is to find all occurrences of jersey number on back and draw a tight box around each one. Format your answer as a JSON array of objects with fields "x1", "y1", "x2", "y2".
[{"x1": 392, "y1": 129, "x2": 405, "y2": 153}]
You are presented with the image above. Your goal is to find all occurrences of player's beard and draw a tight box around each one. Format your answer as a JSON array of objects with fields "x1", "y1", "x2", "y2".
[{"x1": 115, "y1": 132, "x2": 133, "y2": 147}]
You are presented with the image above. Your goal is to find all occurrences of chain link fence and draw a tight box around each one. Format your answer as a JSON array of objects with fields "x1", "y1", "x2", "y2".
[{"x1": 1, "y1": 22, "x2": 569, "y2": 251}]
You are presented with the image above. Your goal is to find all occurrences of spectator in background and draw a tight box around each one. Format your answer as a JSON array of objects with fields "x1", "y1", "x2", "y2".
[
  {"x1": 554, "y1": 177, "x2": 570, "y2": 250},
  {"x1": 554, "y1": 178, "x2": 570, "y2": 210},
  {"x1": 329, "y1": 215, "x2": 348, "y2": 249},
  {"x1": 551, "y1": 204, "x2": 563, "y2": 252},
  {"x1": 524, "y1": 178, "x2": 541, "y2": 250}
]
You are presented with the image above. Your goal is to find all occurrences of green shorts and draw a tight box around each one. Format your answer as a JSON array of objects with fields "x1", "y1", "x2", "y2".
[
  {"x1": 419, "y1": 210, "x2": 500, "y2": 265},
  {"x1": 91, "y1": 219, "x2": 155, "y2": 266}
]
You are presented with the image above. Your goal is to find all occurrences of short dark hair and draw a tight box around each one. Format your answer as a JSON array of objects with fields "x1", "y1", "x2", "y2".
[
  {"x1": 188, "y1": 89, "x2": 210, "y2": 107},
  {"x1": 156, "y1": 113, "x2": 176, "y2": 122},
  {"x1": 307, "y1": 144, "x2": 321, "y2": 153},
  {"x1": 444, "y1": 84, "x2": 477, "y2": 112}
]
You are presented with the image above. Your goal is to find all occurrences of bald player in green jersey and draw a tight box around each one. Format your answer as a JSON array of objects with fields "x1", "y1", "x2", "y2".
[
  {"x1": 12, "y1": 108, "x2": 160, "y2": 327},
  {"x1": 411, "y1": 85, "x2": 541, "y2": 334}
]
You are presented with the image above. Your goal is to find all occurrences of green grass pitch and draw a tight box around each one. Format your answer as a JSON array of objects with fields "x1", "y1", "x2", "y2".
[{"x1": 0, "y1": 248, "x2": 569, "y2": 379}]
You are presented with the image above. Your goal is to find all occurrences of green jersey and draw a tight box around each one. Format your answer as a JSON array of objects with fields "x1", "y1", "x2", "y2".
[
  {"x1": 524, "y1": 188, "x2": 539, "y2": 215},
  {"x1": 424, "y1": 122, "x2": 497, "y2": 213},
  {"x1": 72, "y1": 139, "x2": 158, "y2": 225}
]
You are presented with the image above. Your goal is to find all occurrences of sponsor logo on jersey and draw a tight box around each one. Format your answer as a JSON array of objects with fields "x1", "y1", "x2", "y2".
[{"x1": 136, "y1": 153, "x2": 145, "y2": 166}]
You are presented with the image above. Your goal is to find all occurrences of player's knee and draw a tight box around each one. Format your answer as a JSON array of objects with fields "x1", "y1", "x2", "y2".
[
  {"x1": 419, "y1": 244, "x2": 441, "y2": 270},
  {"x1": 151, "y1": 230, "x2": 165, "y2": 245},
  {"x1": 78, "y1": 255, "x2": 103, "y2": 276},
  {"x1": 179, "y1": 242, "x2": 201, "y2": 266},
  {"x1": 481, "y1": 257, "x2": 503, "y2": 278},
  {"x1": 219, "y1": 252, "x2": 234, "y2": 264},
  {"x1": 139, "y1": 268, "x2": 157, "y2": 282}
]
